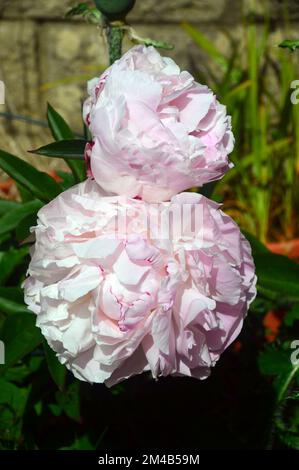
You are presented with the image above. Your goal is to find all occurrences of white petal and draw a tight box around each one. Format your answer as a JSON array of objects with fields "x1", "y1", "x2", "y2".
[
  {"x1": 58, "y1": 266, "x2": 101, "y2": 302},
  {"x1": 113, "y1": 250, "x2": 150, "y2": 286}
]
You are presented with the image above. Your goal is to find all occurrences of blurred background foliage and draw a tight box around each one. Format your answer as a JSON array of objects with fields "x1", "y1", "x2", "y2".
[
  {"x1": 183, "y1": 20, "x2": 299, "y2": 244},
  {"x1": 0, "y1": 0, "x2": 299, "y2": 451}
]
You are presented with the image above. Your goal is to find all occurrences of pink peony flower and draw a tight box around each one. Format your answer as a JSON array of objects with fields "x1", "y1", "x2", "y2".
[
  {"x1": 24, "y1": 180, "x2": 256, "y2": 386},
  {"x1": 83, "y1": 45, "x2": 234, "y2": 202}
]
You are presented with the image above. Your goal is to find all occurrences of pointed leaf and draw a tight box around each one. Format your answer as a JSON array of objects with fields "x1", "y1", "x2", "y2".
[
  {"x1": 47, "y1": 105, "x2": 86, "y2": 182},
  {"x1": 47, "y1": 103, "x2": 74, "y2": 141},
  {"x1": 0, "y1": 149, "x2": 61, "y2": 202},
  {"x1": 30, "y1": 140, "x2": 87, "y2": 160}
]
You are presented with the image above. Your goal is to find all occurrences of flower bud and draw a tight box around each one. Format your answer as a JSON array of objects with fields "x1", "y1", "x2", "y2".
[{"x1": 94, "y1": 0, "x2": 136, "y2": 20}]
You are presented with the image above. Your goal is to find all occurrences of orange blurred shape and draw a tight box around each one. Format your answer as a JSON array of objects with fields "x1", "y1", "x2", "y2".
[
  {"x1": 0, "y1": 178, "x2": 14, "y2": 194},
  {"x1": 263, "y1": 310, "x2": 281, "y2": 343},
  {"x1": 231, "y1": 340, "x2": 242, "y2": 353},
  {"x1": 267, "y1": 239, "x2": 299, "y2": 260},
  {"x1": 48, "y1": 170, "x2": 63, "y2": 183}
]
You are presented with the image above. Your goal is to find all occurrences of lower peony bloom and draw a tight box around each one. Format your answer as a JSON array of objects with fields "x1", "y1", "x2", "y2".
[{"x1": 24, "y1": 180, "x2": 256, "y2": 386}]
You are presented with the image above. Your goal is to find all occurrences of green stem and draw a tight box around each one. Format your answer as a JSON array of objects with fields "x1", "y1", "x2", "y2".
[{"x1": 107, "y1": 24, "x2": 124, "y2": 65}]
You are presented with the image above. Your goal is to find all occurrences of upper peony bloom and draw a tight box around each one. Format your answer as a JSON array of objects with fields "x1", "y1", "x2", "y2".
[
  {"x1": 83, "y1": 45, "x2": 234, "y2": 203},
  {"x1": 24, "y1": 179, "x2": 256, "y2": 386}
]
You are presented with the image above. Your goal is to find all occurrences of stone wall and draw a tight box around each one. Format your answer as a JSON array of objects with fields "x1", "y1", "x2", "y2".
[{"x1": 0, "y1": 0, "x2": 298, "y2": 173}]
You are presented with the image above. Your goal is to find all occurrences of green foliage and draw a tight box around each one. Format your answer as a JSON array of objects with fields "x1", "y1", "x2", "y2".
[
  {"x1": 0, "y1": 247, "x2": 29, "y2": 285},
  {"x1": 47, "y1": 103, "x2": 74, "y2": 141},
  {"x1": 259, "y1": 344, "x2": 299, "y2": 406},
  {"x1": 55, "y1": 382, "x2": 81, "y2": 422},
  {"x1": 43, "y1": 341, "x2": 66, "y2": 391},
  {"x1": 66, "y1": 3, "x2": 91, "y2": 18},
  {"x1": 184, "y1": 23, "x2": 299, "y2": 242},
  {"x1": 0, "y1": 200, "x2": 42, "y2": 238},
  {"x1": 183, "y1": 21, "x2": 299, "y2": 449},
  {"x1": 0, "y1": 297, "x2": 29, "y2": 316},
  {"x1": 0, "y1": 313, "x2": 42, "y2": 372},
  {"x1": 284, "y1": 305, "x2": 299, "y2": 326},
  {"x1": 0, "y1": 106, "x2": 86, "y2": 449},
  {"x1": 182, "y1": 23, "x2": 228, "y2": 68},
  {"x1": 0, "y1": 150, "x2": 61, "y2": 202},
  {"x1": 66, "y1": 3, "x2": 102, "y2": 23},
  {"x1": 279, "y1": 40, "x2": 299, "y2": 52},
  {"x1": 0, "y1": 200, "x2": 20, "y2": 216},
  {"x1": 30, "y1": 140, "x2": 87, "y2": 160},
  {"x1": 47, "y1": 104, "x2": 86, "y2": 183},
  {"x1": 254, "y1": 253, "x2": 299, "y2": 301},
  {"x1": 0, "y1": 379, "x2": 30, "y2": 442}
]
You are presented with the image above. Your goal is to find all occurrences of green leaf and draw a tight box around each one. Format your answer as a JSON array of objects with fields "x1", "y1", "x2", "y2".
[
  {"x1": 258, "y1": 349, "x2": 291, "y2": 376},
  {"x1": 66, "y1": 159, "x2": 86, "y2": 183},
  {"x1": 284, "y1": 305, "x2": 299, "y2": 327},
  {"x1": 56, "y1": 382, "x2": 81, "y2": 422},
  {"x1": 0, "y1": 200, "x2": 20, "y2": 216},
  {"x1": 275, "y1": 365, "x2": 299, "y2": 403},
  {"x1": 0, "y1": 287, "x2": 24, "y2": 304},
  {"x1": 133, "y1": 36, "x2": 174, "y2": 50},
  {"x1": 254, "y1": 252, "x2": 299, "y2": 301},
  {"x1": 259, "y1": 347, "x2": 299, "y2": 403},
  {"x1": 0, "y1": 247, "x2": 29, "y2": 285},
  {"x1": 47, "y1": 104, "x2": 86, "y2": 183},
  {"x1": 34, "y1": 401, "x2": 43, "y2": 416},
  {"x1": 0, "y1": 149, "x2": 61, "y2": 202},
  {"x1": 4, "y1": 356, "x2": 43, "y2": 383},
  {"x1": 0, "y1": 297, "x2": 29, "y2": 316},
  {"x1": 47, "y1": 103, "x2": 74, "y2": 141},
  {"x1": 181, "y1": 22, "x2": 228, "y2": 68},
  {"x1": 43, "y1": 341, "x2": 66, "y2": 391},
  {"x1": 17, "y1": 183, "x2": 35, "y2": 202},
  {"x1": 48, "y1": 403, "x2": 62, "y2": 417},
  {"x1": 199, "y1": 181, "x2": 218, "y2": 199},
  {"x1": 242, "y1": 230, "x2": 269, "y2": 256},
  {"x1": 278, "y1": 431, "x2": 299, "y2": 450},
  {"x1": 66, "y1": 3, "x2": 92, "y2": 17},
  {"x1": 0, "y1": 379, "x2": 29, "y2": 441},
  {"x1": 0, "y1": 200, "x2": 42, "y2": 237},
  {"x1": 66, "y1": 4, "x2": 101, "y2": 24},
  {"x1": 15, "y1": 213, "x2": 39, "y2": 243},
  {"x1": 47, "y1": 102, "x2": 87, "y2": 183},
  {"x1": 0, "y1": 313, "x2": 42, "y2": 372},
  {"x1": 66, "y1": 164, "x2": 86, "y2": 186},
  {"x1": 56, "y1": 171, "x2": 76, "y2": 190},
  {"x1": 29, "y1": 140, "x2": 87, "y2": 160},
  {"x1": 279, "y1": 39, "x2": 299, "y2": 52}
]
